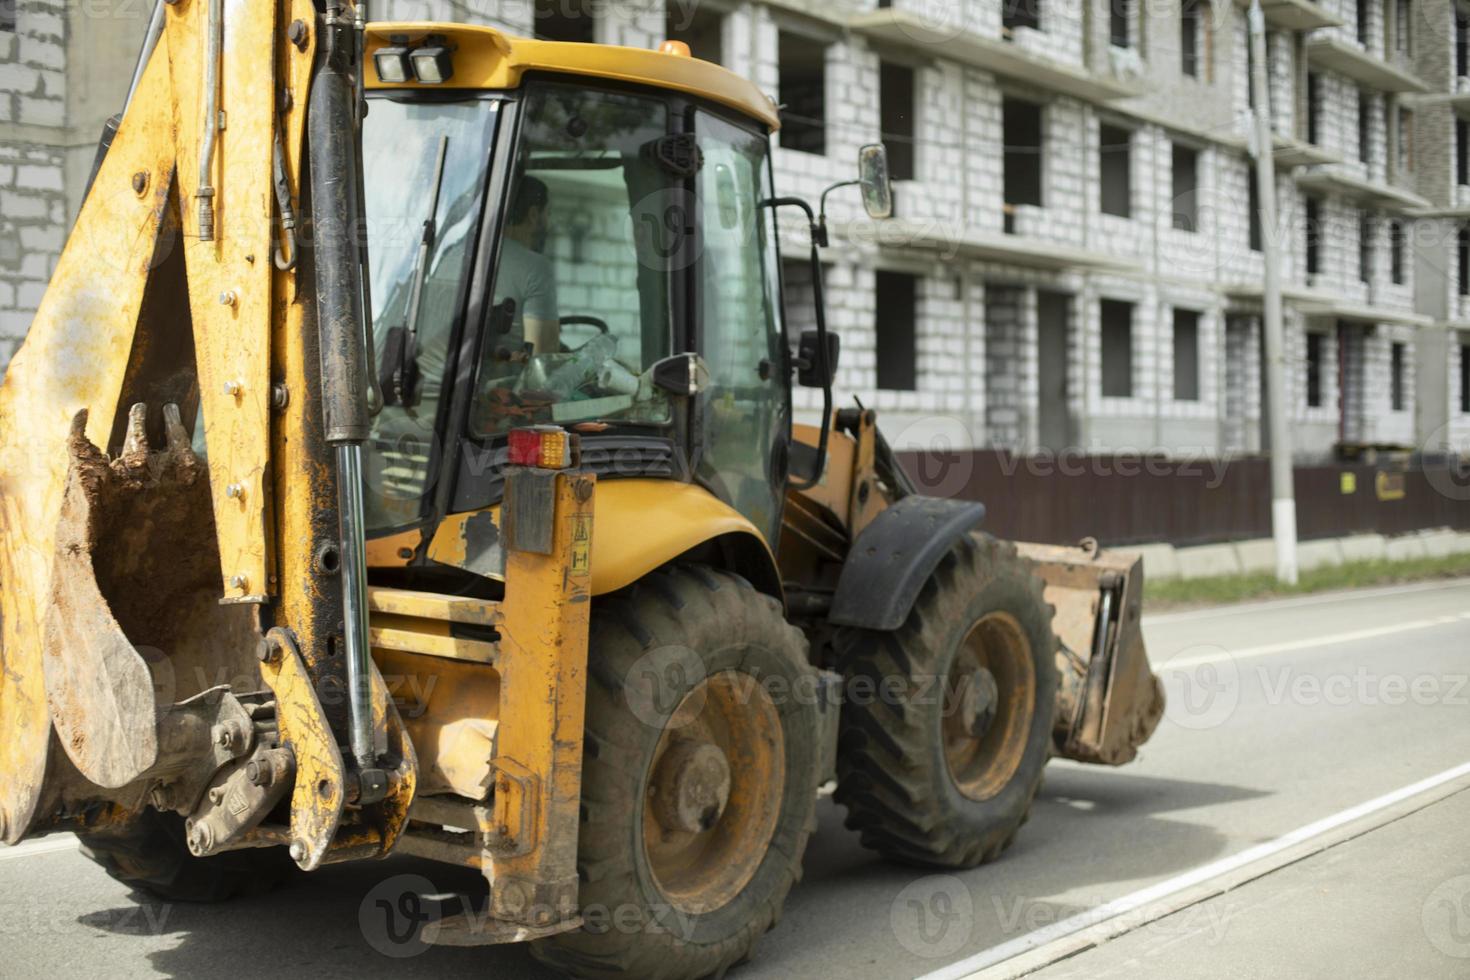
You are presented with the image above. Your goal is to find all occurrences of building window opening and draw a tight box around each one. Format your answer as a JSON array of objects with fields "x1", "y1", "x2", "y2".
[
  {"x1": 880, "y1": 62, "x2": 916, "y2": 181},
  {"x1": 1004, "y1": 97, "x2": 1044, "y2": 210},
  {"x1": 779, "y1": 32, "x2": 828, "y2": 155},
  {"x1": 1172, "y1": 143, "x2": 1199, "y2": 233},
  {"x1": 875, "y1": 270, "x2": 918, "y2": 391},
  {"x1": 666, "y1": 3, "x2": 724, "y2": 64},
  {"x1": 1307, "y1": 332, "x2": 1325, "y2": 408},
  {"x1": 1003, "y1": 0, "x2": 1041, "y2": 32},
  {"x1": 1101, "y1": 299, "x2": 1134, "y2": 397},
  {"x1": 534, "y1": 0, "x2": 595, "y2": 42},
  {"x1": 1390, "y1": 341, "x2": 1406, "y2": 411},
  {"x1": 1100, "y1": 124, "x2": 1132, "y2": 218},
  {"x1": 1173, "y1": 308, "x2": 1201, "y2": 401}
]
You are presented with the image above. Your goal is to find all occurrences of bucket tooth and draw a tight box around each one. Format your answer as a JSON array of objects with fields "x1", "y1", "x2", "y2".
[
  {"x1": 120, "y1": 402, "x2": 150, "y2": 471},
  {"x1": 162, "y1": 403, "x2": 193, "y2": 459}
]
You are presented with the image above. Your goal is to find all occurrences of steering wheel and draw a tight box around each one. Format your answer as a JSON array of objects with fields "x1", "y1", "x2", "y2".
[{"x1": 558, "y1": 315, "x2": 610, "y2": 354}]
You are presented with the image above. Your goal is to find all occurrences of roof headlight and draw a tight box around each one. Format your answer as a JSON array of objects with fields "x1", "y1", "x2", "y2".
[
  {"x1": 411, "y1": 45, "x2": 454, "y2": 84},
  {"x1": 373, "y1": 46, "x2": 412, "y2": 84}
]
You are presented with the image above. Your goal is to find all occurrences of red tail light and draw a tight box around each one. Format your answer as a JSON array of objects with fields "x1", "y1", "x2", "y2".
[{"x1": 508, "y1": 426, "x2": 574, "y2": 469}]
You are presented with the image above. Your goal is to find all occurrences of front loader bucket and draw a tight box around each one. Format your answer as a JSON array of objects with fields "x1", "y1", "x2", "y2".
[{"x1": 1016, "y1": 542, "x2": 1165, "y2": 766}]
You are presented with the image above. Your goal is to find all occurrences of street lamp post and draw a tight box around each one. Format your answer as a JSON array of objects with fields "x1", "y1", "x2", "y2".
[{"x1": 1248, "y1": 0, "x2": 1300, "y2": 585}]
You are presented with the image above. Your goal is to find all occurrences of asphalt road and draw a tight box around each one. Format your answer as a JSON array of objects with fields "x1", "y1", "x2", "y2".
[{"x1": 2, "y1": 579, "x2": 1468, "y2": 979}]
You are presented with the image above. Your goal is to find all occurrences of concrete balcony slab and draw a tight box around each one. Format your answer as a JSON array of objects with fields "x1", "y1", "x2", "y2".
[
  {"x1": 828, "y1": 217, "x2": 1144, "y2": 272},
  {"x1": 850, "y1": 9, "x2": 1143, "y2": 102},
  {"x1": 1305, "y1": 36, "x2": 1429, "y2": 93}
]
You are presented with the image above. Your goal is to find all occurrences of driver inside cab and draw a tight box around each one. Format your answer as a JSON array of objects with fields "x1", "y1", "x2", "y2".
[{"x1": 493, "y1": 175, "x2": 560, "y2": 355}]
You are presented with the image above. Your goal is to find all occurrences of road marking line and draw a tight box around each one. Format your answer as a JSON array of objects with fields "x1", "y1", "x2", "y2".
[
  {"x1": 1157, "y1": 612, "x2": 1470, "y2": 671},
  {"x1": 917, "y1": 760, "x2": 1470, "y2": 980},
  {"x1": 0, "y1": 835, "x2": 77, "y2": 862},
  {"x1": 1144, "y1": 577, "x2": 1470, "y2": 625}
]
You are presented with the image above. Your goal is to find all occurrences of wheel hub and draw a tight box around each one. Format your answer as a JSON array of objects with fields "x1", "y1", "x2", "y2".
[
  {"x1": 650, "y1": 740, "x2": 732, "y2": 834},
  {"x1": 642, "y1": 670, "x2": 785, "y2": 915},
  {"x1": 942, "y1": 612, "x2": 1037, "y2": 802},
  {"x1": 957, "y1": 668, "x2": 1000, "y2": 739}
]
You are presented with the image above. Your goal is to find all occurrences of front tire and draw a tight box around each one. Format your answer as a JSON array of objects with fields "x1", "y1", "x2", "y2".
[
  {"x1": 530, "y1": 564, "x2": 820, "y2": 980},
  {"x1": 834, "y1": 534, "x2": 1058, "y2": 868}
]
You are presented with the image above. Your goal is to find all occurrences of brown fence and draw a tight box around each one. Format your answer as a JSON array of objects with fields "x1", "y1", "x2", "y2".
[{"x1": 896, "y1": 450, "x2": 1470, "y2": 548}]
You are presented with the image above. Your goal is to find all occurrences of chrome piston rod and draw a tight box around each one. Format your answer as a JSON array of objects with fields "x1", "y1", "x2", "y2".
[{"x1": 335, "y1": 443, "x2": 374, "y2": 769}]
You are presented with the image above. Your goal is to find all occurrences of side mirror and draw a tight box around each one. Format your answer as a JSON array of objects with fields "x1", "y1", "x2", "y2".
[
  {"x1": 796, "y1": 329, "x2": 840, "y2": 388},
  {"x1": 858, "y1": 143, "x2": 893, "y2": 219},
  {"x1": 649, "y1": 352, "x2": 709, "y2": 397}
]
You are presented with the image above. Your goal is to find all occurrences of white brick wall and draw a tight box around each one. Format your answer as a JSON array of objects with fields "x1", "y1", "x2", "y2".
[{"x1": 1, "y1": 0, "x2": 66, "y2": 365}]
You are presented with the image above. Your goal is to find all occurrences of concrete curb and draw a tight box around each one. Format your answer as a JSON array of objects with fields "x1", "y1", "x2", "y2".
[{"x1": 1119, "y1": 528, "x2": 1470, "y2": 582}]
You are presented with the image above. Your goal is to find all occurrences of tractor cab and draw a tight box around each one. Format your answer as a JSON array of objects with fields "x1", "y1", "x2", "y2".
[{"x1": 358, "y1": 26, "x2": 876, "y2": 559}]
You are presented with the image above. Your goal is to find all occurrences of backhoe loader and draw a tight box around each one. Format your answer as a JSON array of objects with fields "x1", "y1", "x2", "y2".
[{"x1": 0, "y1": 2, "x2": 1164, "y2": 976}]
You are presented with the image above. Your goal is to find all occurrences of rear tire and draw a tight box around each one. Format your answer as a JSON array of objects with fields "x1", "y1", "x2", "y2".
[
  {"x1": 78, "y1": 809, "x2": 295, "y2": 903},
  {"x1": 530, "y1": 564, "x2": 820, "y2": 980},
  {"x1": 834, "y1": 534, "x2": 1058, "y2": 868}
]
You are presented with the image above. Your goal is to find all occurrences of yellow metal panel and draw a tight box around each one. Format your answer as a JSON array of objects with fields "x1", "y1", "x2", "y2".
[
  {"x1": 0, "y1": 47, "x2": 180, "y2": 843},
  {"x1": 487, "y1": 469, "x2": 594, "y2": 923},
  {"x1": 363, "y1": 22, "x2": 780, "y2": 130},
  {"x1": 367, "y1": 586, "x2": 501, "y2": 626},
  {"x1": 373, "y1": 647, "x2": 501, "y2": 800},
  {"x1": 365, "y1": 528, "x2": 417, "y2": 566},
  {"x1": 370, "y1": 625, "x2": 499, "y2": 665},
  {"x1": 423, "y1": 479, "x2": 774, "y2": 595},
  {"x1": 164, "y1": 0, "x2": 277, "y2": 601},
  {"x1": 791, "y1": 422, "x2": 857, "y2": 531}
]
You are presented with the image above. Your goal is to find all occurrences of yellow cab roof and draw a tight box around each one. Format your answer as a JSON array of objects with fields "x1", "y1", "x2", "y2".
[{"x1": 364, "y1": 22, "x2": 780, "y2": 131}]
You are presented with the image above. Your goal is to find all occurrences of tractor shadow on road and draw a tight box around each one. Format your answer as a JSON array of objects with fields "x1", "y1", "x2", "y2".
[
  {"x1": 82, "y1": 854, "x2": 564, "y2": 979},
  {"x1": 72, "y1": 768, "x2": 1268, "y2": 979}
]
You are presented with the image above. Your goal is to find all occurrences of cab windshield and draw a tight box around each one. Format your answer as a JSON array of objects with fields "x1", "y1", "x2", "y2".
[
  {"x1": 468, "y1": 82, "x2": 675, "y2": 436},
  {"x1": 361, "y1": 96, "x2": 499, "y2": 531}
]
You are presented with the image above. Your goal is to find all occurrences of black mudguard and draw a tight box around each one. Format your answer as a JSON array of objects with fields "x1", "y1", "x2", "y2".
[{"x1": 828, "y1": 495, "x2": 986, "y2": 631}]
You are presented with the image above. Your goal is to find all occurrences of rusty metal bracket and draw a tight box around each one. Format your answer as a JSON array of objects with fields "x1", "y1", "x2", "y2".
[
  {"x1": 256, "y1": 626, "x2": 345, "y2": 870},
  {"x1": 367, "y1": 657, "x2": 418, "y2": 857},
  {"x1": 485, "y1": 757, "x2": 540, "y2": 858}
]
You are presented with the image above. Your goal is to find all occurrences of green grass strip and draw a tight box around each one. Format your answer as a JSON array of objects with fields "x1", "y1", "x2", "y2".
[{"x1": 1145, "y1": 552, "x2": 1470, "y2": 611}]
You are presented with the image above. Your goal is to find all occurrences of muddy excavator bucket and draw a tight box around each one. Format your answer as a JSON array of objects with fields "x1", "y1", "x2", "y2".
[
  {"x1": 45, "y1": 405, "x2": 260, "y2": 790},
  {"x1": 1017, "y1": 541, "x2": 1166, "y2": 766}
]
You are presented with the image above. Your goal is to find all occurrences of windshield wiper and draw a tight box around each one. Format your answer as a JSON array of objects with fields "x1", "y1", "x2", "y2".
[{"x1": 380, "y1": 134, "x2": 449, "y2": 408}]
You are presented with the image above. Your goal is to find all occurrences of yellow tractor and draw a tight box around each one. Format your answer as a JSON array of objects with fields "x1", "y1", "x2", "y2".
[{"x1": 0, "y1": 2, "x2": 1163, "y2": 976}]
